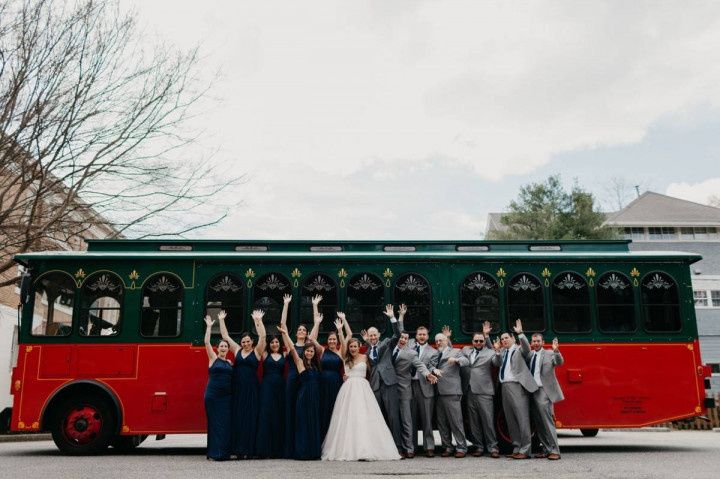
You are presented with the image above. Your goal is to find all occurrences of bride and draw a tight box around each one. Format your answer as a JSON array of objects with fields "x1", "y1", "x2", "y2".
[{"x1": 322, "y1": 315, "x2": 400, "y2": 461}]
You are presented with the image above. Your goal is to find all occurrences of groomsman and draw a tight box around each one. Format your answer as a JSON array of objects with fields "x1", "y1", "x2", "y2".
[
  {"x1": 432, "y1": 327, "x2": 469, "y2": 458},
  {"x1": 362, "y1": 304, "x2": 402, "y2": 452},
  {"x1": 496, "y1": 319, "x2": 537, "y2": 459},
  {"x1": 392, "y1": 309, "x2": 438, "y2": 458},
  {"x1": 460, "y1": 322, "x2": 500, "y2": 458},
  {"x1": 528, "y1": 334, "x2": 564, "y2": 460},
  {"x1": 407, "y1": 326, "x2": 439, "y2": 457}
]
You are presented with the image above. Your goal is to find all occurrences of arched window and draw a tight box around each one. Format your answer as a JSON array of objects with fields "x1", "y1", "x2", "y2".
[
  {"x1": 506, "y1": 273, "x2": 545, "y2": 332},
  {"x1": 597, "y1": 272, "x2": 636, "y2": 332},
  {"x1": 206, "y1": 274, "x2": 244, "y2": 335},
  {"x1": 141, "y1": 274, "x2": 183, "y2": 337},
  {"x1": 394, "y1": 273, "x2": 432, "y2": 333},
  {"x1": 79, "y1": 273, "x2": 123, "y2": 337},
  {"x1": 252, "y1": 273, "x2": 290, "y2": 335},
  {"x1": 552, "y1": 272, "x2": 591, "y2": 333},
  {"x1": 460, "y1": 272, "x2": 500, "y2": 334},
  {"x1": 301, "y1": 273, "x2": 338, "y2": 333},
  {"x1": 31, "y1": 272, "x2": 75, "y2": 336},
  {"x1": 641, "y1": 272, "x2": 681, "y2": 332},
  {"x1": 347, "y1": 273, "x2": 385, "y2": 333}
]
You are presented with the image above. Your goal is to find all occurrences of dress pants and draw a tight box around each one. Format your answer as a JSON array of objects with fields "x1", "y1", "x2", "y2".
[
  {"x1": 531, "y1": 387, "x2": 560, "y2": 455},
  {"x1": 501, "y1": 381, "x2": 531, "y2": 455},
  {"x1": 411, "y1": 380, "x2": 435, "y2": 451},
  {"x1": 467, "y1": 393, "x2": 498, "y2": 453}
]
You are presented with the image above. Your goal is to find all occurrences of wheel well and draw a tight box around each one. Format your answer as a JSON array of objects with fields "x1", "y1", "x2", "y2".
[{"x1": 41, "y1": 381, "x2": 122, "y2": 434}]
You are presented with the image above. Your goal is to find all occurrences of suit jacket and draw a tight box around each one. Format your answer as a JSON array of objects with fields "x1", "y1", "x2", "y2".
[
  {"x1": 366, "y1": 320, "x2": 401, "y2": 391},
  {"x1": 533, "y1": 348, "x2": 564, "y2": 403},
  {"x1": 407, "y1": 339, "x2": 439, "y2": 399},
  {"x1": 500, "y1": 334, "x2": 538, "y2": 394},
  {"x1": 460, "y1": 338, "x2": 497, "y2": 396},
  {"x1": 433, "y1": 346, "x2": 469, "y2": 396},
  {"x1": 392, "y1": 345, "x2": 430, "y2": 400}
]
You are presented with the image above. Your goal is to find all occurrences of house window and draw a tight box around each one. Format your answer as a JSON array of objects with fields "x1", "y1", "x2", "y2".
[
  {"x1": 648, "y1": 227, "x2": 676, "y2": 240},
  {"x1": 712, "y1": 291, "x2": 720, "y2": 308},
  {"x1": 623, "y1": 227, "x2": 645, "y2": 240},
  {"x1": 681, "y1": 227, "x2": 719, "y2": 240},
  {"x1": 694, "y1": 291, "x2": 708, "y2": 307}
]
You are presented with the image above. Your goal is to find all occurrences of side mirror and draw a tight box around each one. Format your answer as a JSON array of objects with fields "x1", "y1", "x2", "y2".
[{"x1": 19, "y1": 272, "x2": 33, "y2": 305}]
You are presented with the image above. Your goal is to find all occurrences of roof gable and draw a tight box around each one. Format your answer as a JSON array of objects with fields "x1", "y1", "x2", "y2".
[{"x1": 606, "y1": 191, "x2": 720, "y2": 226}]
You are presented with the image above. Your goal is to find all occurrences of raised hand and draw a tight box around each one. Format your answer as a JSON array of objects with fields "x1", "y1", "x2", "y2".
[
  {"x1": 312, "y1": 294, "x2": 323, "y2": 306},
  {"x1": 482, "y1": 321, "x2": 491, "y2": 335},
  {"x1": 492, "y1": 337, "x2": 501, "y2": 351},
  {"x1": 314, "y1": 312, "x2": 323, "y2": 324},
  {"x1": 383, "y1": 304, "x2": 395, "y2": 319},
  {"x1": 218, "y1": 310, "x2": 227, "y2": 322},
  {"x1": 283, "y1": 294, "x2": 292, "y2": 305},
  {"x1": 334, "y1": 318, "x2": 343, "y2": 330},
  {"x1": 552, "y1": 337, "x2": 559, "y2": 352},
  {"x1": 442, "y1": 324, "x2": 452, "y2": 339},
  {"x1": 513, "y1": 318, "x2": 523, "y2": 334},
  {"x1": 276, "y1": 324, "x2": 288, "y2": 335},
  {"x1": 360, "y1": 329, "x2": 368, "y2": 342},
  {"x1": 204, "y1": 315, "x2": 214, "y2": 328},
  {"x1": 251, "y1": 309, "x2": 265, "y2": 322},
  {"x1": 398, "y1": 303, "x2": 407, "y2": 316},
  {"x1": 336, "y1": 312, "x2": 346, "y2": 322}
]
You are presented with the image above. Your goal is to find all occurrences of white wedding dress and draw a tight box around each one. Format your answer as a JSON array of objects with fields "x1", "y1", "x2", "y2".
[{"x1": 321, "y1": 360, "x2": 401, "y2": 461}]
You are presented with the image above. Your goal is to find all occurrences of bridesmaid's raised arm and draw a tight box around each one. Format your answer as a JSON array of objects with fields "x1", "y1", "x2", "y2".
[
  {"x1": 342, "y1": 313, "x2": 353, "y2": 340},
  {"x1": 278, "y1": 324, "x2": 304, "y2": 373},
  {"x1": 280, "y1": 294, "x2": 292, "y2": 330},
  {"x1": 309, "y1": 295, "x2": 323, "y2": 341},
  {"x1": 335, "y1": 313, "x2": 348, "y2": 357},
  {"x1": 252, "y1": 310, "x2": 267, "y2": 360},
  {"x1": 204, "y1": 315, "x2": 217, "y2": 366},
  {"x1": 217, "y1": 310, "x2": 240, "y2": 355}
]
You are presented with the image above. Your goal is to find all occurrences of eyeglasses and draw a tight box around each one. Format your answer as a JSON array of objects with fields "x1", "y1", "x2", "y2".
[{"x1": 472, "y1": 339, "x2": 483, "y2": 343}]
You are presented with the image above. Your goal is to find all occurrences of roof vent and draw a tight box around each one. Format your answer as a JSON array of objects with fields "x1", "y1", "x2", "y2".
[
  {"x1": 159, "y1": 245, "x2": 192, "y2": 251},
  {"x1": 235, "y1": 245, "x2": 268, "y2": 252},
  {"x1": 457, "y1": 245, "x2": 489, "y2": 252},
  {"x1": 529, "y1": 245, "x2": 561, "y2": 252},
  {"x1": 309, "y1": 246, "x2": 343, "y2": 252},
  {"x1": 384, "y1": 246, "x2": 416, "y2": 252}
]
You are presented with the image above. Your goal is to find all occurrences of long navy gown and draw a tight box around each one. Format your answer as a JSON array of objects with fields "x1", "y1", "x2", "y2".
[
  {"x1": 204, "y1": 358, "x2": 233, "y2": 460},
  {"x1": 255, "y1": 354, "x2": 286, "y2": 458},
  {"x1": 319, "y1": 350, "x2": 343, "y2": 439},
  {"x1": 294, "y1": 368, "x2": 321, "y2": 460},
  {"x1": 231, "y1": 351, "x2": 259, "y2": 457},
  {"x1": 284, "y1": 344, "x2": 304, "y2": 458}
]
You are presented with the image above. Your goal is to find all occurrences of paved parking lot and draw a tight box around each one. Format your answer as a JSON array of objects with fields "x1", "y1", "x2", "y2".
[{"x1": 2, "y1": 430, "x2": 720, "y2": 478}]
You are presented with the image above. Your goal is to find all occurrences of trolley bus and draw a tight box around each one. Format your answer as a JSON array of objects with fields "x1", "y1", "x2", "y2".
[{"x1": 8, "y1": 239, "x2": 715, "y2": 454}]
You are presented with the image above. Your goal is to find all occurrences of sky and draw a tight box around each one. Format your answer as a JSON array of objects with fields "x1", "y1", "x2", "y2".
[{"x1": 125, "y1": 0, "x2": 720, "y2": 239}]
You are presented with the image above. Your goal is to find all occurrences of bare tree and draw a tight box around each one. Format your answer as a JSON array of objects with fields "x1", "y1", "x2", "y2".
[{"x1": 0, "y1": 0, "x2": 240, "y2": 287}]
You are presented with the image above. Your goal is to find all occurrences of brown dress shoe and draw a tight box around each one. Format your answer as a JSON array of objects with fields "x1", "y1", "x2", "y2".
[
  {"x1": 490, "y1": 451, "x2": 500, "y2": 458},
  {"x1": 470, "y1": 450, "x2": 483, "y2": 457},
  {"x1": 455, "y1": 451, "x2": 466, "y2": 458},
  {"x1": 547, "y1": 453, "x2": 561, "y2": 460},
  {"x1": 511, "y1": 453, "x2": 529, "y2": 459},
  {"x1": 406, "y1": 452, "x2": 415, "y2": 459},
  {"x1": 441, "y1": 450, "x2": 451, "y2": 458},
  {"x1": 425, "y1": 450, "x2": 435, "y2": 458}
]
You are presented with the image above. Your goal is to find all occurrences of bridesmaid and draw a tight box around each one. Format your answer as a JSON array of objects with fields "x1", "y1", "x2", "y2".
[
  {"x1": 219, "y1": 309, "x2": 266, "y2": 459},
  {"x1": 278, "y1": 321, "x2": 323, "y2": 460},
  {"x1": 283, "y1": 294, "x2": 320, "y2": 458},
  {"x1": 203, "y1": 315, "x2": 233, "y2": 461},
  {"x1": 311, "y1": 312, "x2": 352, "y2": 439},
  {"x1": 255, "y1": 333, "x2": 286, "y2": 458}
]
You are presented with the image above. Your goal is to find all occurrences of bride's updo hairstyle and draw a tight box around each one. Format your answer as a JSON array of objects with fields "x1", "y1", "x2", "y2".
[{"x1": 344, "y1": 338, "x2": 372, "y2": 379}]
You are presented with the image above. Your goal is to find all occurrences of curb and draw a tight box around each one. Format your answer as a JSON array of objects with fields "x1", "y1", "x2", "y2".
[
  {"x1": 601, "y1": 427, "x2": 672, "y2": 432},
  {"x1": 0, "y1": 433, "x2": 52, "y2": 443}
]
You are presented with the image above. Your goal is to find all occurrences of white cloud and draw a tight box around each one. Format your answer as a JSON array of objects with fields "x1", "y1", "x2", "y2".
[{"x1": 666, "y1": 178, "x2": 720, "y2": 205}]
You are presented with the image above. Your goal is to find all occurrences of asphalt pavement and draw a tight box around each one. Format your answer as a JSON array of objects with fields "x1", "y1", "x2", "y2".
[{"x1": 2, "y1": 430, "x2": 719, "y2": 478}]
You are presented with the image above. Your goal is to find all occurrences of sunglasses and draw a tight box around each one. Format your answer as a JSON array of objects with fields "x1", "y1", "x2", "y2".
[{"x1": 472, "y1": 339, "x2": 483, "y2": 343}]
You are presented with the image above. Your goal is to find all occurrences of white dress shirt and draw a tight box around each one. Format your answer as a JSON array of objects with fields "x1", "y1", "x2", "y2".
[
  {"x1": 499, "y1": 345, "x2": 518, "y2": 383},
  {"x1": 530, "y1": 349, "x2": 543, "y2": 387}
]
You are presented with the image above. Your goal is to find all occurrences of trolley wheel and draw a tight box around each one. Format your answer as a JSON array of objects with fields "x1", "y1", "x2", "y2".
[
  {"x1": 580, "y1": 428, "x2": 599, "y2": 437},
  {"x1": 111, "y1": 434, "x2": 147, "y2": 452},
  {"x1": 50, "y1": 392, "x2": 116, "y2": 455}
]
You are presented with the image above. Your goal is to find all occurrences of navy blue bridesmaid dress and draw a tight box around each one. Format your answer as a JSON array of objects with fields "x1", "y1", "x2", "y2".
[
  {"x1": 204, "y1": 358, "x2": 233, "y2": 460},
  {"x1": 255, "y1": 353, "x2": 286, "y2": 458},
  {"x1": 231, "y1": 351, "x2": 259, "y2": 457},
  {"x1": 294, "y1": 368, "x2": 321, "y2": 460},
  {"x1": 284, "y1": 344, "x2": 304, "y2": 458},
  {"x1": 319, "y1": 350, "x2": 343, "y2": 439}
]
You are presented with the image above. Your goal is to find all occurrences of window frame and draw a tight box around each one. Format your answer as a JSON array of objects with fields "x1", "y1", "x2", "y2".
[
  {"x1": 300, "y1": 271, "x2": 340, "y2": 333},
  {"x1": 204, "y1": 272, "x2": 245, "y2": 335},
  {"x1": 346, "y1": 272, "x2": 386, "y2": 334},
  {"x1": 251, "y1": 272, "x2": 292, "y2": 335},
  {"x1": 505, "y1": 272, "x2": 546, "y2": 333},
  {"x1": 30, "y1": 271, "x2": 76, "y2": 337},
  {"x1": 392, "y1": 272, "x2": 433, "y2": 334},
  {"x1": 551, "y1": 271, "x2": 592, "y2": 334},
  {"x1": 139, "y1": 272, "x2": 184, "y2": 338},
  {"x1": 596, "y1": 270, "x2": 638, "y2": 333},
  {"x1": 459, "y1": 271, "x2": 501, "y2": 335},
  {"x1": 78, "y1": 271, "x2": 124, "y2": 338}
]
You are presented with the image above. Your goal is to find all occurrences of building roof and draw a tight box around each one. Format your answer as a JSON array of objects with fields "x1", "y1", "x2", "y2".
[{"x1": 606, "y1": 191, "x2": 720, "y2": 226}]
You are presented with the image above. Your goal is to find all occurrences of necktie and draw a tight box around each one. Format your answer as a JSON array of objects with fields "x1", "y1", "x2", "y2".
[
  {"x1": 500, "y1": 349, "x2": 511, "y2": 380},
  {"x1": 530, "y1": 351, "x2": 538, "y2": 375},
  {"x1": 411, "y1": 344, "x2": 420, "y2": 376},
  {"x1": 438, "y1": 349, "x2": 444, "y2": 365},
  {"x1": 371, "y1": 345, "x2": 377, "y2": 362},
  {"x1": 415, "y1": 344, "x2": 420, "y2": 355},
  {"x1": 392, "y1": 348, "x2": 399, "y2": 364}
]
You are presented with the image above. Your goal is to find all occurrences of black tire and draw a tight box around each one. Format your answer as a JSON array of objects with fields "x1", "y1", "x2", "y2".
[
  {"x1": 580, "y1": 428, "x2": 599, "y2": 437},
  {"x1": 111, "y1": 434, "x2": 147, "y2": 452},
  {"x1": 49, "y1": 392, "x2": 117, "y2": 455}
]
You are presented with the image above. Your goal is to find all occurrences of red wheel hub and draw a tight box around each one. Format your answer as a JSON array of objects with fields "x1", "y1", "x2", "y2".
[{"x1": 63, "y1": 405, "x2": 102, "y2": 445}]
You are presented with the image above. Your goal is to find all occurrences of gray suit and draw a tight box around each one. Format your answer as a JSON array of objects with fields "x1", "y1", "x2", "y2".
[
  {"x1": 392, "y1": 342, "x2": 431, "y2": 453},
  {"x1": 434, "y1": 346, "x2": 469, "y2": 453},
  {"x1": 460, "y1": 340, "x2": 499, "y2": 453},
  {"x1": 366, "y1": 320, "x2": 402, "y2": 449},
  {"x1": 407, "y1": 339, "x2": 438, "y2": 452},
  {"x1": 529, "y1": 348, "x2": 564, "y2": 455},
  {"x1": 499, "y1": 334, "x2": 537, "y2": 456}
]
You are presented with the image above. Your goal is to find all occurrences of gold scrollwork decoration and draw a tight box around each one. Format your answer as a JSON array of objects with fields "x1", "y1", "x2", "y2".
[
  {"x1": 128, "y1": 270, "x2": 140, "y2": 290},
  {"x1": 541, "y1": 267, "x2": 551, "y2": 286},
  {"x1": 245, "y1": 268, "x2": 255, "y2": 288},
  {"x1": 630, "y1": 267, "x2": 640, "y2": 286},
  {"x1": 291, "y1": 268, "x2": 302, "y2": 288},
  {"x1": 585, "y1": 267, "x2": 596, "y2": 287},
  {"x1": 338, "y1": 268, "x2": 348, "y2": 288},
  {"x1": 383, "y1": 268, "x2": 393, "y2": 288}
]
